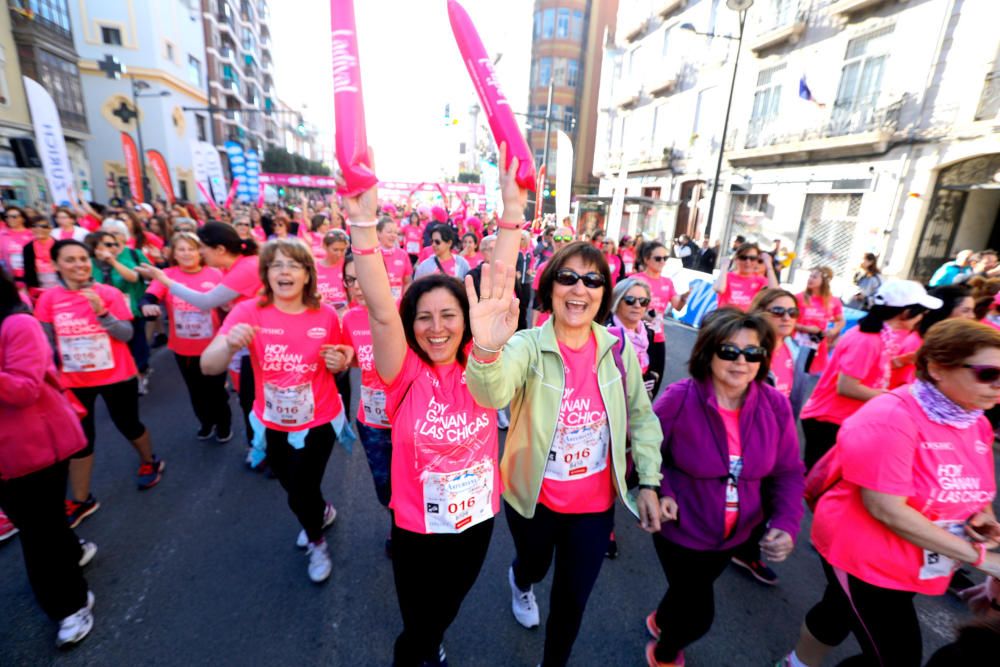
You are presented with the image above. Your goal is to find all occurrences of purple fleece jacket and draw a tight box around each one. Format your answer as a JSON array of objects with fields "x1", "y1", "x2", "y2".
[{"x1": 653, "y1": 376, "x2": 805, "y2": 551}]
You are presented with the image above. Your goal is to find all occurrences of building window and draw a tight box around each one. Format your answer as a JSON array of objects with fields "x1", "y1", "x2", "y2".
[
  {"x1": 747, "y1": 63, "x2": 785, "y2": 147},
  {"x1": 188, "y1": 55, "x2": 201, "y2": 86},
  {"x1": 832, "y1": 26, "x2": 894, "y2": 134},
  {"x1": 661, "y1": 26, "x2": 673, "y2": 58},
  {"x1": 0, "y1": 44, "x2": 9, "y2": 106},
  {"x1": 542, "y1": 9, "x2": 555, "y2": 38},
  {"x1": 101, "y1": 26, "x2": 123, "y2": 46},
  {"x1": 563, "y1": 106, "x2": 575, "y2": 131},
  {"x1": 571, "y1": 10, "x2": 584, "y2": 40},
  {"x1": 534, "y1": 148, "x2": 545, "y2": 166},
  {"x1": 567, "y1": 59, "x2": 579, "y2": 88},
  {"x1": 537, "y1": 57, "x2": 552, "y2": 87},
  {"x1": 30, "y1": 0, "x2": 71, "y2": 32},
  {"x1": 196, "y1": 115, "x2": 207, "y2": 141},
  {"x1": 533, "y1": 11, "x2": 541, "y2": 39},
  {"x1": 553, "y1": 58, "x2": 566, "y2": 86},
  {"x1": 35, "y1": 49, "x2": 87, "y2": 130},
  {"x1": 557, "y1": 8, "x2": 570, "y2": 38},
  {"x1": 165, "y1": 41, "x2": 175, "y2": 61}
]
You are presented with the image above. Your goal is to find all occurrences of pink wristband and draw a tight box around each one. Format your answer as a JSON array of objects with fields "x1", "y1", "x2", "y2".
[
  {"x1": 351, "y1": 245, "x2": 381, "y2": 257},
  {"x1": 972, "y1": 542, "x2": 987, "y2": 568},
  {"x1": 497, "y1": 220, "x2": 522, "y2": 231}
]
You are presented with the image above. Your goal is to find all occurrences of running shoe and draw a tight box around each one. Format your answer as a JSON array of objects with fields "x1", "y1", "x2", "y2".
[
  {"x1": 137, "y1": 374, "x2": 150, "y2": 396},
  {"x1": 65, "y1": 495, "x2": 100, "y2": 529},
  {"x1": 508, "y1": 565, "x2": 539, "y2": 628},
  {"x1": 137, "y1": 456, "x2": 165, "y2": 490},
  {"x1": 435, "y1": 644, "x2": 448, "y2": 667},
  {"x1": 0, "y1": 513, "x2": 18, "y2": 542},
  {"x1": 216, "y1": 426, "x2": 234, "y2": 443},
  {"x1": 78, "y1": 540, "x2": 97, "y2": 568},
  {"x1": 731, "y1": 556, "x2": 779, "y2": 586},
  {"x1": 605, "y1": 533, "x2": 619, "y2": 559},
  {"x1": 645, "y1": 611, "x2": 661, "y2": 640},
  {"x1": 196, "y1": 425, "x2": 216, "y2": 440},
  {"x1": 296, "y1": 503, "x2": 338, "y2": 548},
  {"x1": 306, "y1": 540, "x2": 332, "y2": 583},
  {"x1": 645, "y1": 641, "x2": 684, "y2": 667},
  {"x1": 56, "y1": 591, "x2": 94, "y2": 648}
]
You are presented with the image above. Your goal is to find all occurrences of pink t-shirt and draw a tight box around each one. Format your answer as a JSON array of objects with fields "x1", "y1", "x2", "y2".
[
  {"x1": 79, "y1": 214, "x2": 100, "y2": 232},
  {"x1": 538, "y1": 335, "x2": 615, "y2": 514},
  {"x1": 771, "y1": 340, "x2": 795, "y2": 398},
  {"x1": 718, "y1": 406, "x2": 743, "y2": 537},
  {"x1": 620, "y1": 248, "x2": 635, "y2": 274},
  {"x1": 463, "y1": 253, "x2": 483, "y2": 270},
  {"x1": 796, "y1": 293, "x2": 844, "y2": 374},
  {"x1": 606, "y1": 254, "x2": 622, "y2": 285},
  {"x1": 402, "y1": 225, "x2": 423, "y2": 255},
  {"x1": 381, "y1": 246, "x2": 411, "y2": 301},
  {"x1": 219, "y1": 300, "x2": 345, "y2": 431},
  {"x1": 630, "y1": 272, "x2": 677, "y2": 343},
  {"x1": 220, "y1": 254, "x2": 261, "y2": 306},
  {"x1": 0, "y1": 229, "x2": 32, "y2": 278},
  {"x1": 800, "y1": 327, "x2": 891, "y2": 425},
  {"x1": 341, "y1": 306, "x2": 389, "y2": 428},
  {"x1": 889, "y1": 330, "x2": 922, "y2": 389},
  {"x1": 309, "y1": 233, "x2": 327, "y2": 260},
  {"x1": 417, "y1": 245, "x2": 435, "y2": 263},
  {"x1": 718, "y1": 273, "x2": 768, "y2": 311},
  {"x1": 384, "y1": 349, "x2": 501, "y2": 534},
  {"x1": 35, "y1": 283, "x2": 137, "y2": 388},
  {"x1": 251, "y1": 227, "x2": 267, "y2": 243},
  {"x1": 28, "y1": 238, "x2": 57, "y2": 289},
  {"x1": 146, "y1": 266, "x2": 223, "y2": 356},
  {"x1": 813, "y1": 388, "x2": 996, "y2": 594},
  {"x1": 316, "y1": 262, "x2": 348, "y2": 311}
]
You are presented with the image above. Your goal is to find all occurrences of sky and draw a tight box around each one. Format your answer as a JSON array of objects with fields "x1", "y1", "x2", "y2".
[{"x1": 270, "y1": 0, "x2": 534, "y2": 181}]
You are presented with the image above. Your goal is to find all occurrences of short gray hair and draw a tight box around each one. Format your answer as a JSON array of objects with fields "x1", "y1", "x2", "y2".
[
  {"x1": 101, "y1": 218, "x2": 130, "y2": 239},
  {"x1": 611, "y1": 277, "x2": 651, "y2": 313}
]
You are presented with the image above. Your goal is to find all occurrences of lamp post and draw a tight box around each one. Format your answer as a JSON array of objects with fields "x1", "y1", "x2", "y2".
[
  {"x1": 129, "y1": 78, "x2": 169, "y2": 201},
  {"x1": 681, "y1": 0, "x2": 753, "y2": 241}
]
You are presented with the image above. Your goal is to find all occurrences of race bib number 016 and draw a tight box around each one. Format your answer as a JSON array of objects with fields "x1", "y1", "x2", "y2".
[
  {"x1": 263, "y1": 382, "x2": 315, "y2": 427},
  {"x1": 544, "y1": 422, "x2": 610, "y2": 482},
  {"x1": 423, "y1": 459, "x2": 494, "y2": 534},
  {"x1": 173, "y1": 310, "x2": 214, "y2": 339},
  {"x1": 60, "y1": 333, "x2": 114, "y2": 373}
]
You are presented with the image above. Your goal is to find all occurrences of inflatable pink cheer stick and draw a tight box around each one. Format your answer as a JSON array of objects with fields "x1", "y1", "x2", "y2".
[
  {"x1": 330, "y1": 0, "x2": 378, "y2": 197},
  {"x1": 224, "y1": 178, "x2": 239, "y2": 210},
  {"x1": 448, "y1": 0, "x2": 536, "y2": 191},
  {"x1": 196, "y1": 182, "x2": 219, "y2": 213}
]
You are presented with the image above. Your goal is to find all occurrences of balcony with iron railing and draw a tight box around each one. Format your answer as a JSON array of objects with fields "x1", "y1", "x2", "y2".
[
  {"x1": 657, "y1": 0, "x2": 687, "y2": 20},
  {"x1": 748, "y1": 2, "x2": 807, "y2": 54},
  {"x1": 828, "y1": 0, "x2": 902, "y2": 19},
  {"x1": 730, "y1": 96, "x2": 905, "y2": 165}
]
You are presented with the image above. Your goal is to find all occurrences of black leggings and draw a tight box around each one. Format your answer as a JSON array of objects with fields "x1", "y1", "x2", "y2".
[
  {"x1": 648, "y1": 339, "x2": 666, "y2": 398},
  {"x1": 649, "y1": 533, "x2": 739, "y2": 662},
  {"x1": 805, "y1": 557, "x2": 921, "y2": 667},
  {"x1": 392, "y1": 518, "x2": 494, "y2": 666},
  {"x1": 506, "y1": 502, "x2": 615, "y2": 667},
  {"x1": 175, "y1": 353, "x2": 231, "y2": 433},
  {"x1": 264, "y1": 423, "x2": 336, "y2": 542},
  {"x1": 70, "y1": 377, "x2": 146, "y2": 457},
  {"x1": 238, "y1": 355, "x2": 255, "y2": 447},
  {"x1": 0, "y1": 460, "x2": 88, "y2": 621},
  {"x1": 801, "y1": 417, "x2": 841, "y2": 473}
]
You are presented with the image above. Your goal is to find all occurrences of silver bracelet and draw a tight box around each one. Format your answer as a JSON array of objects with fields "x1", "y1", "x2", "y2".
[{"x1": 472, "y1": 339, "x2": 503, "y2": 354}]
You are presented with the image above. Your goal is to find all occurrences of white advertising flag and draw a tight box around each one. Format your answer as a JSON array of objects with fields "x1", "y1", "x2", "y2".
[
  {"x1": 555, "y1": 131, "x2": 573, "y2": 221},
  {"x1": 605, "y1": 169, "x2": 629, "y2": 241},
  {"x1": 23, "y1": 77, "x2": 75, "y2": 204}
]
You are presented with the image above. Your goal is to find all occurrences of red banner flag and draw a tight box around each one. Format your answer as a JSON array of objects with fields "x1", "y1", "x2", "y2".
[
  {"x1": 330, "y1": 0, "x2": 378, "y2": 196},
  {"x1": 120, "y1": 132, "x2": 143, "y2": 204},
  {"x1": 145, "y1": 150, "x2": 175, "y2": 203}
]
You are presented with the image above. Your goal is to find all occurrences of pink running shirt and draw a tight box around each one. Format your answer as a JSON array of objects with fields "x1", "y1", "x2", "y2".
[
  {"x1": 800, "y1": 327, "x2": 890, "y2": 425},
  {"x1": 341, "y1": 306, "x2": 389, "y2": 428},
  {"x1": 316, "y1": 262, "x2": 348, "y2": 311},
  {"x1": 145, "y1": 266, "x2": 223, "y2": 356},
  {"x1": 630, "y1": 272, "x2": 677, "y2": 343},
  {"x1": 381, "y1": 246, "x2": 411, "y2": 301},
  {"x1": 718, "y1": 273, "x2": 768, "y2": 311},
  {"x1": 718, "y1": 406, "x2": 743, "y2": 537},
  {"x1": 220, "y1": 254, "x2": 262, "y2": 305}
]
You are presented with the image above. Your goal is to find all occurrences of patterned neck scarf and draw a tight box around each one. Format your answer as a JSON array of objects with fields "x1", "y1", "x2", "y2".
[
  {"x1": 612, "y1": 314, "x2": 649, "y2": 370},
  {"x1": 910, "y1": 379, "x2": 983, "y2": 429}
]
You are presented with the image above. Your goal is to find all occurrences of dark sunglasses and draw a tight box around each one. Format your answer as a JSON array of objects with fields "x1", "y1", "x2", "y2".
[
  {"x1": 101, "y1": 241, "x2": 119, "y2": 248},
  {"x1": 553, "y1": 235, "x2": 573, "y2": 242},
  {"x1": 649, "y1": 255, "x2": 668, "y2": 263},
  {"x1": 32, "y1": 223, "x2": 52, "y2": 229},
  {"x1": 431, "y1": 238, "x2": 446, "y2": 245},
  {"x1": 343, "y1": 275, "x2": 358, "y2": 287},
  {"x1": 767, "y1": 306, "x2": 800, "y2": 319},
  {"x1": 963, "y1": 364, "x2": 1000, "y2": 384},
  {"x1": 5, "y1": 211, "x2": 22, "y2": 218},
  {"x1": 554, "y1": 268, "x2": 606, "y2": 289},
  {"x1": 737, "y1": 254, "x2": 762, "y2": 263},
  {"x1": 622, "y1": 295, "x2": 651, "y2": 307},
  {"x1": 716, "y1": 343, "x2": 767, "y2": 363}
]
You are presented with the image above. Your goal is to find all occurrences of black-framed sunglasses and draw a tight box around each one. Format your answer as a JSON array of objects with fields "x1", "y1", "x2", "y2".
[
  {"x1": 737, "y1": 254, "x2": 762, "y2": 263},
  {"x1": 343, "y1": 275, "x2": 358, "y2": 287},
  {"x1": 622, "y1": 295, "x2": 651, "y2": 307},
  {"x1": 716, "y1": 343, "x2": 767, "y2": 363},
  {"x1": 101, "y1": 241, "x2": 119, "y2": 248},
  {"x1": 649, "y1": 255, "x2": 668, "y2": 263},
  {"x1": 32, "y1": 223, "x2": 52, "y2": 229},
  {"x1": 767, "y1": 306, "x2": 800, "y2": 319},
  {"x1": 554, "y1": 268, "x2": 606, "y2": 289},
  {"x1": 963, "y1": 364, "x2": 1000, "y2": 385}
]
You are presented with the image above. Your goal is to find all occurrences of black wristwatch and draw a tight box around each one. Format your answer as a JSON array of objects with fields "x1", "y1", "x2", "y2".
[{"x1": 638, "y1": 484, "x2": 660, "y2": 495}]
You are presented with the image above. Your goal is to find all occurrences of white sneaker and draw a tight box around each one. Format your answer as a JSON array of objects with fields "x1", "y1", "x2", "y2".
[
  {"x1": 56, "y1": 591, "x2": 94, "y2": 648},
  {"x1": 296, "y1": 503, "x2": 338, "y2": 548},
  {"x1": 306, "y1": 540, "x2": 332, "y2": 583},
  {"x1": 78, "y1": 540, "x2": 97, "y2": 568},
  {"x1": 508, "y1": 566, "x2": 539, "y2": 628}
]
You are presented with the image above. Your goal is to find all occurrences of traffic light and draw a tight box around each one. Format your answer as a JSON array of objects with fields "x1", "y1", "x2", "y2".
[{"x1": 296, "y1": 115, "x2": 307, "y2": 136}]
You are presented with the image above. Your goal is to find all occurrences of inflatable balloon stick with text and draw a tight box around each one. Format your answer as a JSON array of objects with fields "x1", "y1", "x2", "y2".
[
  {"x1": 330, "y1": 0, "x2": 378, "y2": 196},
  {"x1": 447, "y1": 0, "x2": 536, "y2": 191}
]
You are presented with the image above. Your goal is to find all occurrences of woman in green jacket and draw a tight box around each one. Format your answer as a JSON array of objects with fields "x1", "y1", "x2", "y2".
[{"x1": 465, "y1": 241, "x2": 666, "y2": 667}]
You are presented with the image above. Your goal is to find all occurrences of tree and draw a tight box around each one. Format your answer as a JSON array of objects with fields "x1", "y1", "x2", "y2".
[{"x1": 263, "y1": 146, "x2": 329, "y2": 176}]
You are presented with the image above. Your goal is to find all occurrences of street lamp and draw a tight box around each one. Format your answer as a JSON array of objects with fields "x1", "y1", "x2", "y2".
[
  {"x1": 681, "y1": 0, "x2": 753, "y2": 241},
  {"x1": 130, "y1": 78, "x2": 169, "y2": 201}
]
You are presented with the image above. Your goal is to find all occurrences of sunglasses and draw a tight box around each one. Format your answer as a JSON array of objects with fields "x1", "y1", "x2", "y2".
[
  {"x1": 553, "y1": 235, "x2": 573, "y2": 242},
  {"x1": 554, "y1": 268, "x2": 606, "y2": 289},
  {"x1": 32, "y1": 223, "x2": 52, "y2": 229},
  {"x1": 431, "y1": 238, "x2": 447, "y2": 245},
  {"x1": 101, "y1": 241, "x2": 119, "y2": 248},
  {"x1": 344, "y1": 275, "x2": 358, "y2": 287},
  {"x1": 649, "y1": 255, "x2": 668, "y2": 263},
  {"x1": 716, "y1": 343, "x2": 767, "y2": 363},
  {"x1": 235, "y1": 222, "x2": 251, "y2": 228},
  {"x1": 622, "y1": 295, "x2": 651, "y2": 307},
  {"x1": 767, "y1": 306, "x2": 800, "y2": 319},
  {"x1": 963, "y1": 364, "x2": 1000, "y2": 385},
  {"x1": 5, "y1": 212, "x2": 21, "y2": 218},
  {"x1": 737, "y1": 255, "x2": 762, "y2": 263}
]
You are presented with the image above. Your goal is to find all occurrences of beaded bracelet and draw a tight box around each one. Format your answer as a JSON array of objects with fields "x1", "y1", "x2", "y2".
[{"x1": 351, "y1": 245, "x2": 381, "y2": 257}]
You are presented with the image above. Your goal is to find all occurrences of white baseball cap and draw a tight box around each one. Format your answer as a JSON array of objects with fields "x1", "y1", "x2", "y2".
[
  {"x1": 872, "y1": 280, "x2": 943, "y2": 309},
  {"x1": 135, "y1": 202, "x2": 154, "y2": 214}
]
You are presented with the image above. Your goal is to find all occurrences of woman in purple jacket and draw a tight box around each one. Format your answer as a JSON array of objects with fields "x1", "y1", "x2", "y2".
[{"x1": 644, "y1": 308, "x2": 805, "y2": 667}]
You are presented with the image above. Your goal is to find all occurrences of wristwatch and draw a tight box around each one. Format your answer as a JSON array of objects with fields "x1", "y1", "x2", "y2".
[{"x1": 638, "y1": 484, "x2": 660, "y2": 495}]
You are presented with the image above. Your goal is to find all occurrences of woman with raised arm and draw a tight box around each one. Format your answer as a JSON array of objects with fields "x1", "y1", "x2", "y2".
[
  {"x1": 465, "y1": 241, "x2": 665, "y2": 663},
  {"x1": 343, "y1": 144, "x2": 524, "y2": 667},
  {"x1": 199, "y1": 239, "x2": 353, "y2": 583}
]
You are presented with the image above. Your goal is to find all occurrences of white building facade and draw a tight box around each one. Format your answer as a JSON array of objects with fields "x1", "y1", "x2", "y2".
[{"x1": 595, "y1": 0, "x2": 1000, "y2": 291}]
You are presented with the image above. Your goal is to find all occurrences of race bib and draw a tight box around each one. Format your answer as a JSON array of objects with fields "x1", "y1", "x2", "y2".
[
  {"x1": 263, "y1": 381, "x2": 315, "y2": 427},
  {"x1": 173, "y1": 309, "x2": 214, "y2": 339},
  {"x1": 360, "y1": 384, "x2": 389, "y2": 427},
  {"x1": 544, "y1": 420, "x2": 610, "y2": 481},
  {"x1": 10, "y1": 252, "x2": 24, "y2": 271},
  {"x1": 39, "y1": 272, "x2": 59, "y2": 289},
  {"x1": 406, "y1": 241, "x2": 419, "y2": 254},
  {"x1": 390, "y1": 285, "x2": 402, "y2": 301},
  {"x1": 423, "y1": 459, "x2": 494, "y2": 534},
  {"x1": 919, "y1": 520, "x2": 966, "y2": 580},
  {"x1": 60, "y1": 333, "x2": 114, "y2": 373}
]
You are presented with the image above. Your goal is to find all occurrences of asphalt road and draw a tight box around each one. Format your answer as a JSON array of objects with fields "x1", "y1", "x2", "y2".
[{"x1": 1, "y1": 321, "x2": 991, "y2": 666}]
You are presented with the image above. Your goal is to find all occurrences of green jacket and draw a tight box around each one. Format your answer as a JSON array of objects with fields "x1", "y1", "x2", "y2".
[{"x1": 466, "y1": 319, "x2": 663, "y2": 519}]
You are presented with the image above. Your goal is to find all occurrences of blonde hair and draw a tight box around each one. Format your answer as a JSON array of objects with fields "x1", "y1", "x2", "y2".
[
  {"x1": 807, "y1": 266, "x2": 833, "y2": 308},
  {"x1": 169, "y1": 232, "x2": 203, "y2": 268},
  {"x1": 257, "y1": 238, "x2": 321, "y2": 309}
]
